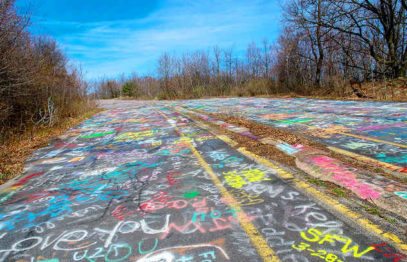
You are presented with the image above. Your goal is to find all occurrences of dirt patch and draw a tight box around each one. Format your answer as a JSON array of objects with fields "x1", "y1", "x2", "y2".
[
  {"x1": 214, "y1": 113, "x2": 321, "y2": 146},
  {"x1": 185, "y1": 112, "x2": 297, "y2": 167}
]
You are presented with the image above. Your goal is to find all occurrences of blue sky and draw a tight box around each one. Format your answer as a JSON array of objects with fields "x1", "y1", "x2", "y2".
[{"x1": 17, "y1": 0, "x2": 283, "y2": 80}]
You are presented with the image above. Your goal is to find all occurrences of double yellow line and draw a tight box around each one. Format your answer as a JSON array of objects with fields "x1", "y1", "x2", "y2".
[
  {"x1": 186, "y1": 138, "x2": 279, "y2": 262},
  {"x1": 159, "y1": 109, "x2": 280, "y2": 261}
]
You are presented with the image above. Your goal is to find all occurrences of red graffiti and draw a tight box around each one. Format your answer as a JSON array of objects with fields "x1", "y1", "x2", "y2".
[
  {"x1": 372, "y1": 242, "x2": 407, "y2": 262},
  {"x1": 139, "y1": 191, "x2": 172, "y2": 212},
  {"x1": 54, "y1": 142, "x2": 77, "y2": 149},
  {"x1": 13, "y1": 172, "x2": 43, "y2": 187},
  {"x1": 166, "y1": 174, "x2": 177, "y2": 186},
  {"x1": 112, "y1": 205, "x2": 136, "y2": 221}
]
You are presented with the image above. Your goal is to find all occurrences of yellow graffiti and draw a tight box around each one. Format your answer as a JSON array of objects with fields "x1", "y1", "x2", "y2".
[
  {"x1": 115, "y1": 131, "x2": 155, "y2": 142},
  {"x1": 151, "y1": 140, "x2": 162, "y2": 147},
  {"x1": 230, "y1": 189, "x2": 264, "y2": 206},
  {"x1": 292, "y1": 242, "x2": 343, "y2": 262},
  {"x1": 224, "y1": 169, "x2": 270, "y2": 189},
  {"x1": 242, "y1": 169, "x2": 270, "y2": 183},
  {"x1": 68, "y1": 156, "x2": 85, "y2": 162},
  {"x1": 224, "y1": 171, "x2": 247, "y2": 189},
  {"x1": 300, "y1": 228, "x2": 375, "y2": 258},
  {"x1": 308, "y1": 125, "x2": 350, "y2": 138},
  {"x1": 175, "y1": 108, "x2": 407, "y2": 256}
]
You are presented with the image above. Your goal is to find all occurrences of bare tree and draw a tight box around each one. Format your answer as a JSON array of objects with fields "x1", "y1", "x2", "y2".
[
  {"x1": 212, "y1": 46, "x2": 221, "y2": 78},
  {"x1": 246, "y1": 42, "x2": 262, "y2": 78},
  {"x1": 285, "y1": 0, "x2": 332, "y2": 87},
  {"x1": 321, "y1": 0, "x2": 407, "y2": 78},
  {"x1": 157, "y1": 52, "x2": 174, "y2": 98},
  {"x1": 261, "y1": 39, "x2": 272, "y2": 79}
]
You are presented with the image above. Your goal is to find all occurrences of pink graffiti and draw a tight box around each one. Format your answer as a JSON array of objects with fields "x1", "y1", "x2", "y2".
[
  {"x1": 357, "y1": 123, "x2": 404, "y2": 131},
  {"x1": 140, "y1": 194, "x2": 209, "y2": 212},
  {"x1": 311, "y1": 156, "x2": 381, "y2": 200}
]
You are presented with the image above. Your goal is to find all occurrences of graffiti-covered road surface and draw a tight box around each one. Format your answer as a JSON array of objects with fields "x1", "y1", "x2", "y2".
[
  {"x1": 181, "y1": 98, "x2": 407, "y2": 172},
  {"x1": 0, "y1": 100, "x2": 405, "y2": 262}
]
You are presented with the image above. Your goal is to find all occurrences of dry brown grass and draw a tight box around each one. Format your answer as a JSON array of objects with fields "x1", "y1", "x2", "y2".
[
  {"x1": 241, "y1": 78, "x2": 407, "y2": 102},
  {"x1": 360, "y1": 78, "x2": 407, "y2": 101},
  {"x1": 205, "y1": 113, "x2": 320, "y2": 167},
  {"x1": 311, "y1": 78, "x2": 407, "y2": 102},
  {"x1": 0, "y1": 108, "x2": 103, "y2": 185}
]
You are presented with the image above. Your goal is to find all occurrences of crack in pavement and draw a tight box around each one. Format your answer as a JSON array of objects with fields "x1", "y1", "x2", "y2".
[{"x1": 0, "y1": 100, "x2": 404, "y2": 262}]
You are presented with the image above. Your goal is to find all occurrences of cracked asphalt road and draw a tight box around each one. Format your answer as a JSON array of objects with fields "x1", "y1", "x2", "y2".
[{"x1": 0, "y1": 100, "x2": 404, "y2": 262}]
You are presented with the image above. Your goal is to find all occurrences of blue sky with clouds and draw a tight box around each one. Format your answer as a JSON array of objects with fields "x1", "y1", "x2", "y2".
[{"x1": 17, "y1": 0, "x2": 283, "y2": 80}]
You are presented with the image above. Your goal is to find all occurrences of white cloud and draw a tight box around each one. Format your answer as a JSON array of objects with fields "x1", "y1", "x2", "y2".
[{"x1": 35, "y1": 0, "x2": 283, "y2": 80}]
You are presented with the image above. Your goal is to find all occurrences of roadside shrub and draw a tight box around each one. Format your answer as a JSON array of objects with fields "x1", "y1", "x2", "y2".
[{"x1": 0, "y1": 0, "x2": 93, "y2": 142}]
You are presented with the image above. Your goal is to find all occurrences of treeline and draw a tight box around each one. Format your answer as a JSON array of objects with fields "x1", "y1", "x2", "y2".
[
  {"x1": 96, "y1": 42, "x2": 287, "y2": 100},
  {"x1": 0, "y1": 0, "x2": 92, "y2": 141},
  {"x1": 96, "y1": 0, "x2": 407, "y2": 100}
]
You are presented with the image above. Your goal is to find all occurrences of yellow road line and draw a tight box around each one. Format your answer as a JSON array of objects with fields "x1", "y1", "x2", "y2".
[
  {"x1": 186, "y1": 138, "x2": 279, "y2": 262},
  {"x1": 159, "y1": 109, "x2": 280, "y2": 262},
  {"x1": 328, "y1": 146, "x2": 403, "y2": 173},
  {"x1": 338, "y1": 132, "x2": 407, "y2": 149}
]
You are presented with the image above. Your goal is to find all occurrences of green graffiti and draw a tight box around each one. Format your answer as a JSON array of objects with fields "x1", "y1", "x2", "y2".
[
  {"x1": 80, "y1": 131, "x2": 115, "y2": 139},
  {"x1": 345, "y1": 142, "x2": 373, "y2": 150},
  {"x1": 183, "y1": 190, "x2": 200, "y2": 199},
  {"x1": 276, "y1": 118, "x2": 313, "y2": 125},
  {"x1": 105, "y1": 243, "x2": 132, "y2": 262},
  {"x1": 0, "y1": 191, "x2": 15, "y2": 204}
]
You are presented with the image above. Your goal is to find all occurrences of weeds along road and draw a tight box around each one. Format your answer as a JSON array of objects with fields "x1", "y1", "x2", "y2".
[{"x1": 0, "y1": 99, "x2": 405, "y2": 262}]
